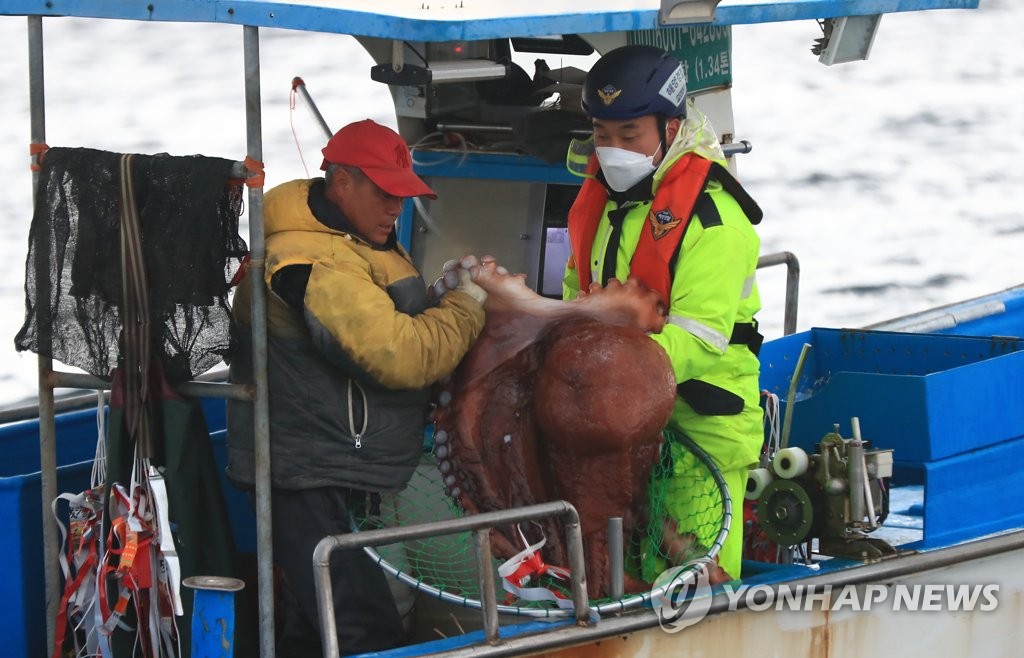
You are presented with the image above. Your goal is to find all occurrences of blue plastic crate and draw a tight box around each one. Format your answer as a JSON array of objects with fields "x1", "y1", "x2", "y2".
[
  {"x1": 759, "y1": 328, "x2": 1024, "y2": 462},
  {"x1": 0, "y1": 398, "x2": 250, "y2": 658},
  {"x1": 0, "y1": 460, "x2": 93, "y2": 658},
  {"x1": 895, "y1": 435, "x2": 1024, "y2": 545}
]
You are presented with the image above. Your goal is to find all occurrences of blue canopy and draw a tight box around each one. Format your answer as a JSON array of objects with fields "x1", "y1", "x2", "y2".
[{"x1": 0, "y1": 0, "x2": 980, "y2": 40}]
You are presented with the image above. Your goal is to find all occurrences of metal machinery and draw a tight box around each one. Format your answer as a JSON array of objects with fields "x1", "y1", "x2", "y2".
[{"x1": 749, "y1": 418, "x2": 895, "y2": 560}]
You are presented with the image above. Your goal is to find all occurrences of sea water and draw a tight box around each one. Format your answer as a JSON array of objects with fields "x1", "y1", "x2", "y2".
[{"x1": 0, "y1": 3, "x2": 1021, "y2": 405}]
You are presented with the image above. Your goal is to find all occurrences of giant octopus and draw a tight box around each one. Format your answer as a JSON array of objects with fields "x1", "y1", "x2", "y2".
[{"x1": 432, "y1": 257, "x2": 677, "y2": 599}]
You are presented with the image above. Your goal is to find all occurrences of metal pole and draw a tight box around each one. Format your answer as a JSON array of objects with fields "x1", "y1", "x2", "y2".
[
  {"x1": 474, "y1": 529, "x2": 501, "y2": 643},
  {"x1": 46, "y1": 370, "x2": 254, "y2": 401},
  {"x1": 27, "y1": 15, "x2": 58, "y2": 653},
  {"x1": 756, "y1": 251, "x2": 800, "y2": 335},
  {"x1": 607, "y1": 517, "x2": 624, "y2": 601},
  {"x1": 291, "y1": 77, "x2": 332, "y2": 137},
  {"x1": 563, "y1": 514, "x2": 590, "y2": 625},
  {"x1": 313, "y1": 541, "x2": 339, "y2": 658},
  {"x1": 780, "y1": 342, "x2": 812, "y2": 450},
  {"x1": 242, "y1": 24, "x2": 276, "y2": 658},
  {"x1": 848, "y1": 417, "x2": 866, "y2": 524}
]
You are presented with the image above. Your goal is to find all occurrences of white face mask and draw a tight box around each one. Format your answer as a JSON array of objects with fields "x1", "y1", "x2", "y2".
[{"x1": 595, "y1": 143, "x2": 662, "y2": 192}]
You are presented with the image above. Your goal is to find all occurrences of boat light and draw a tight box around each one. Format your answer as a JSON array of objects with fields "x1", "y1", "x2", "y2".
[{"x1": 660, "y1": 0, "x2": 723, "y2": 25}]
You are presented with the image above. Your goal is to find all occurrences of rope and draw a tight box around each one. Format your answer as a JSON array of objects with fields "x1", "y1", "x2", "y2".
[
  {"x1": 118, "y1": 153, "x2": 152, "y2": 459},
  {"x1": 243, "y1": 155, "x2": 265, "y2": 188},
  {"x1": 30, "y1": 141, "x2": 49, "y2": 171},
  {"x1": 289, "y1": 77, "x2": 312, "y2": 178},
  {"x1": 762, "y1": 391, "x2": 781, "y2": 467}
]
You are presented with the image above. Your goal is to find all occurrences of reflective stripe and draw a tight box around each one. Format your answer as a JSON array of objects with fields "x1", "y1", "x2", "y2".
[
  {"x1": 668, "y1": 314, "x2": 730, "y2": 352},
  {"x1": 593, "y1": 212, "x2": 613, "y2": 283},
  {"x1": 741, "y1": 275, "x2": 755, "y2": 299},
  {"x1": 565, "y1": 137, "x2": 595, "y2": 178}
]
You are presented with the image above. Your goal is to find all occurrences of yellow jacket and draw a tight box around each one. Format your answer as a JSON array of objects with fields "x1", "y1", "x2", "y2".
[{"x1": 227, "y1": 179, "x2": 484, "y2": 491}]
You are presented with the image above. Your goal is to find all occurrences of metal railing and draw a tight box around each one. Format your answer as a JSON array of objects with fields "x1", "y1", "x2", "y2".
[
  {"x1": 312, "y1": 501, "x2": 592, "y2": 658},
  {"x1": 757, "y1": 251, "x2": 800, "y2": 336}
]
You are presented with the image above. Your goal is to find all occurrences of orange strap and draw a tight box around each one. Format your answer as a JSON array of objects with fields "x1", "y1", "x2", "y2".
[
  {"x1": 244, "y1": 155, "x2": 265, "y2": 188},
  {"x1": 567, "y1": 153, "x2": 711, "y2": 305},
  {"x1": 50, "y1": 544, "x2": 98, "y2": 658},
  {"x1": 29, "y1": 142, "x2": 48, "y2": 172},
  {"x1": 566, "y1": 159, "x2": 606, "y2": 292},
  {"x1": 629, "y1": 154, "x2": 712, "y2": 302}
]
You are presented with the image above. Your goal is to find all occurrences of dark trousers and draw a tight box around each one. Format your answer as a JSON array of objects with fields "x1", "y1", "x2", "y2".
[{"x1": 271, "y1": 487, "x2": 404, "y2": 657}]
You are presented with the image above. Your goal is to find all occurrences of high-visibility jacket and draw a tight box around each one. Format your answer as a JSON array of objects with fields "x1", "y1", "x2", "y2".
[
  {"x1": 564, "y1": 131, "x2": 764, "y2": 579},
  {"x1": 563, "y1": 140, "x2": 764, "y2": 474}
]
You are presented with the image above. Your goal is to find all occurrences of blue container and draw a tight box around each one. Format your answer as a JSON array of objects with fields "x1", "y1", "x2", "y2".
[
  {"x1": 759, "y1": 328, "x2": 1024, "y2": 462},
  {"x1": 0, "y1": 398, "x2": 254, "y2": 658},
  {"x1": 186, "y1": 576, "x2": 245, "y2": 658},
  {"x1": 1, "y1": 459, "x2": 93, "y2": 658},
  {"x1": 0, "y1": 408, "x2": 105, "y2": 658},
  {"x1": 897, "y1": 435, "x2": 1024, "y2": 545}
]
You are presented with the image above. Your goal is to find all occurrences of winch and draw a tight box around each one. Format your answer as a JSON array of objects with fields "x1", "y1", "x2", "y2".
[{"x1": 747, "y1": 417, "x2": 895, "y2": 560}]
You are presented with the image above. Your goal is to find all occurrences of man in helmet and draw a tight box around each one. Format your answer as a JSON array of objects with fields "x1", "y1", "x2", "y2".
[{"x1": 563, "y1": 45, "x2": 764, "y2": 583}]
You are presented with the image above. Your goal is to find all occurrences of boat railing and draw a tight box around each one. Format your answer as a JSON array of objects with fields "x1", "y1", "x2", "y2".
[
  {"x1": 312, "y1": 500, "x2": 592, "y2": 658},
  {"x1": 757, "y1": 251, "x2": 800, "y2": 335},
  {"x1": 0, "y1": 367, "x2": 236, "y2": 424}
]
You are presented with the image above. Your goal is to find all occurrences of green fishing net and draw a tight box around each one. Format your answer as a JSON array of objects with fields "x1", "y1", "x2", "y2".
[{"x1": 353, "y1": 427, "x2": 729, "y2": 612}]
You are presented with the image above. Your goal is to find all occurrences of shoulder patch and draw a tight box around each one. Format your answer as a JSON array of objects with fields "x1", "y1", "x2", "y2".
[{"x1": 648, "y1": 207, "x2": 683, "y2": 240}]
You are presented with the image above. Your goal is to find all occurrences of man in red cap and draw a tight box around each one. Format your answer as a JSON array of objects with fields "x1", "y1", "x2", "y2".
[{"x1": 227, "y1": 119, "x2": 487, "y2": 655}]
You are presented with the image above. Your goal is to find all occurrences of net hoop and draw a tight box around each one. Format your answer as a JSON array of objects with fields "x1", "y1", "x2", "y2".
[{"x1": 356, "y1": 432, "x2": 731, "y2": 618}]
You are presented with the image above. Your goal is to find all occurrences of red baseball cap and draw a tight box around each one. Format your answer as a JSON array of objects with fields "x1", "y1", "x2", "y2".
[{"x1": 320, "y1": 119, "x2": 436, "y2": 199}]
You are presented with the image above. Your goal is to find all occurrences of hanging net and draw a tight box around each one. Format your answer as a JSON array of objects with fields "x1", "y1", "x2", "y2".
[
  {"x1": 15, "y1": 146, "x2": 249, "y2": 383},
  {"x1": 354, "y1": 427, "x2": 729, "y2": 616}
]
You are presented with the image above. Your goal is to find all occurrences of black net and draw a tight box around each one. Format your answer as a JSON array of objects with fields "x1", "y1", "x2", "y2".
[{"x1": 15, "y1": 147, "x2": 248, "y2": 383}]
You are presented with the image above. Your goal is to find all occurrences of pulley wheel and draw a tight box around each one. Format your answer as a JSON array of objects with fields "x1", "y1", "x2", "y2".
[{"x1": 758, "y1": 479, "x2": 815, "y2": 545}]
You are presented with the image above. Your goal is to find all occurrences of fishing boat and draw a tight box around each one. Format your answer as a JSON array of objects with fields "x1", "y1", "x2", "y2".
[{"x1": 2, "y1": 1, "x2": 1022, "y2": 657}]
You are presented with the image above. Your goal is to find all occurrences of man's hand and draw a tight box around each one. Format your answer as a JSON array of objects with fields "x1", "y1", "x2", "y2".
[
  {"x1": 432, "y1": 255, "x2": 489, "y2": 305},
  {"x1": 455, "y1": 267, "x2": 487, "y2": 305}
]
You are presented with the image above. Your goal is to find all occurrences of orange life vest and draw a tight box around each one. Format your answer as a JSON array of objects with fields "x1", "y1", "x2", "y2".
[{"x1": 567, "y1": 152, "x2": 714, "y2": 305}]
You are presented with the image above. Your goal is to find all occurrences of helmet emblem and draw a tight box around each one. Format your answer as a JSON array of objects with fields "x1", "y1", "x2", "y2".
[
  {"x1": 649, "y1": 208, "x2": 681, "y2": 240},
  {"x1": 597, "y1": 84, "x2": 622, "y2": 106}
]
